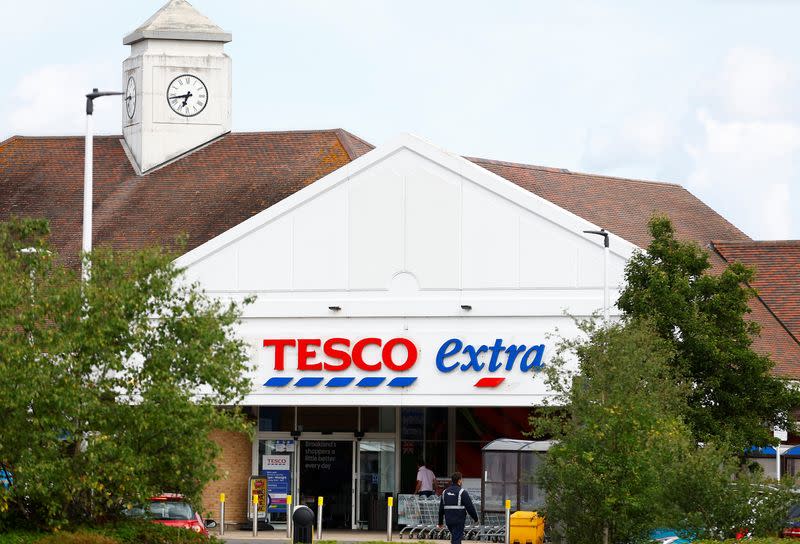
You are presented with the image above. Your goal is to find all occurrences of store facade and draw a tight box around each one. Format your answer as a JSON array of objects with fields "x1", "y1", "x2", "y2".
[
  {"x1": 6, "y1": 1, "x2": 799, "y2": 530},
  {"x1": 180, "y1": 135, "x2": 635, "y2": 527}
]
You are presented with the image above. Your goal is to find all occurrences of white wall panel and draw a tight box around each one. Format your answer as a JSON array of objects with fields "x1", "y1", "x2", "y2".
[
  {"x1": 293, "y1": 187, "x2": 348, "y2": 290},
  {"x1": 519, "y1": 215, "x2": 579, "y2": 288},
  {"x1": 237, "y1": 217, "x2": 292, "y2": 291},
  {"x1": 462, "y1": 184, "x2": 518, "y2": 289},
  {"x1": 348, "y1": 162, "x2": 404, "y2": 290},
  {"x1": 404, "y1": 159, "x2": 460, "y2": 289},
  {"x1": 577, "y1": 243, "x2": 606, "y2": 287},
  {"x1": 185, "y1": 245, "x2": 237, "y2": 291}
]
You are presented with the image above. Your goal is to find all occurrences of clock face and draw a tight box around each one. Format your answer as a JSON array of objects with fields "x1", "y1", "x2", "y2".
[
  {"x1": 166, "y1": 74, "x2": 208, "y2": 117},
  {"x1": 125, "y1": 76, "x2": 136, "y2": 119}
]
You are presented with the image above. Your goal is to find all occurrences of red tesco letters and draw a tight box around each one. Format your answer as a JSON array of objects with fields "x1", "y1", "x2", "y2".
[{"x1": 263, "y1": 337, "x2": 417, "y2": 372}]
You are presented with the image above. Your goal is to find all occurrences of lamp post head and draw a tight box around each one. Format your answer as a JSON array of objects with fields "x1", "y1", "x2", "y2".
[
  {"x1": 85, "y1": 88, "x2": 123, "y2": 115},
  {"x1": 583, "y1": 228, "x2": 610, "y2": 247}
]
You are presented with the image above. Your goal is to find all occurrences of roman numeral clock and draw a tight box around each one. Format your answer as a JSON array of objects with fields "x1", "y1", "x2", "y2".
[
  {"x1": 121, "y1": 0, "x2": 232, "y2": 174},
  {"x1": 167, "y1": 74, "x2": 208, "y2": 117}
]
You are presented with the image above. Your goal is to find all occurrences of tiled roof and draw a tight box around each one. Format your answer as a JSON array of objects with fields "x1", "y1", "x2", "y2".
[
  {"x1": 467, "y1": 157, "x2": 750, "y2": 250},
  {"x1": 1, "y1": 131, "x2": 798, "y2": 378},
  {"x1": 0, "y1": 130, "x2": 359, "y2": 268},
  {"x1": 465, "y1": 157, "x2": 800, "y2": 379},
  {"x1": 713, "y1": 241, "x2": 800, "y2": 342}
]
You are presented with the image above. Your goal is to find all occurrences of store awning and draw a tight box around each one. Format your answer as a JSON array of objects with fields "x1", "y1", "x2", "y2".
[
  {"x1": 784, "y1": 446, "x2": 800, "y2": 458},
  {"x1": 746, "y1": 446, "x2": 777, "y2": 457}
]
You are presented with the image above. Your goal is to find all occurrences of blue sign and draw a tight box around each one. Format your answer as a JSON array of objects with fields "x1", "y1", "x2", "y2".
[
  {"x1": 0, "y1": 469, "x2": 12, "y2": 489},
  {"x1": 262, "y1": 450, "x2": 292, "y2": 513}
]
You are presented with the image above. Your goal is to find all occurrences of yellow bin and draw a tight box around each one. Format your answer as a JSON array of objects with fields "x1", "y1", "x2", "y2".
[{"x1": 509, "y1": 511, "x2": 545, "y2": 544}]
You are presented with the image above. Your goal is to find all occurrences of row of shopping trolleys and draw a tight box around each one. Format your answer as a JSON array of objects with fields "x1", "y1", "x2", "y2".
[{"x1": 398, "y1": 497, "x2": 507, "y2": 542}]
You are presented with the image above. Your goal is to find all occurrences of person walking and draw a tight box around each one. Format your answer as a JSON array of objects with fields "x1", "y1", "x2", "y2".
[
  {"x1": 438, "y1": 472, "x2": 478, "y2": 544},
  {"x1": 415, "y1": 459, "x2": 436, "y2": 497}
]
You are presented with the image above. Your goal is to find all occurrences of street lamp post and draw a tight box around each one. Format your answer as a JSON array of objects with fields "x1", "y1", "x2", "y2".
[
  {"x1": 583, "y1": 228, "x2": 610, "y2": 321},
  {"x1": 83, "y1": 88, "x2": 122, "y2": 281}
]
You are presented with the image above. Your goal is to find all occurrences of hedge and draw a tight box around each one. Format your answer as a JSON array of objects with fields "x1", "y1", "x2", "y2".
[{"x1": 0, "y1": 521, "x2": 223, "y2": 544}]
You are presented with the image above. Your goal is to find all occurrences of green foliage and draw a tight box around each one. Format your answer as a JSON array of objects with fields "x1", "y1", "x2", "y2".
[
  {"x1": 0, "y1": 218, "x2": 253, "y2": 529},
  {"x1": 0, "y1": 522, "x2": 224, "y2": 544},
  {"x1": 666, "y1": 446, "x2": 797, "y2": 539},
  {"x1": 617, "y1": 216, "x2": 800, "y2": 451},
  {"x1": 534, "y1": 319, "x2": 693, "y2": 544},
  {"x1": 532, "y1": 318, "x2": 797, "y2": 543},
  {"x1": 97, "y1": 520, "x2": 223, "y2": 544},
  {"x1": 31, "y1": 532, "x2": 118, "y2": 544},
  {"x1": 694, "y1": 540, "x2": 785, "y2": 544},
  {"x1": 0, "y1": 531, "x2": 40, "y2": 544}
]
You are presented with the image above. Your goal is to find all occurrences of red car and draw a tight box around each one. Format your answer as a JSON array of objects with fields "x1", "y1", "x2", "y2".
[{"x1": 125, "y1": 493, "x2": 217, "y2": 536}]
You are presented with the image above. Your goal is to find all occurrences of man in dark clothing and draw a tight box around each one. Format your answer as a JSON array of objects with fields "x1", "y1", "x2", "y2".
[{"x1": 438, "y1": 471, "x2": 479, "y2": 544}]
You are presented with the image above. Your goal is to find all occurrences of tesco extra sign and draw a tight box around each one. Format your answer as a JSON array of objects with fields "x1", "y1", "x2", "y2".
[{"x1": 262, "y1": 337, "x2": 545, "y2": 389}]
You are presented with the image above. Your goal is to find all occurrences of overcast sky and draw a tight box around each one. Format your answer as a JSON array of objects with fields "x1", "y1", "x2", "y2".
[{"x1": 2, "y1": 0, "x2": 799, "y2": 240}]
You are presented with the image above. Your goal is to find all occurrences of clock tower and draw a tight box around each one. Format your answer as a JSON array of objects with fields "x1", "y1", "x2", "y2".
[{"x1": 122, "y1": 0, "x2": 232, "y2": 174}]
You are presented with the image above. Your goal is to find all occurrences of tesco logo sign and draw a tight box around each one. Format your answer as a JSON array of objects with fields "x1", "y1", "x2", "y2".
[
  {"x1": 263, "y1": 338, "x2": 417, "y2": 372},
  {"x1": 261, "y1": 337, "x2": 546, "y2": 390}
]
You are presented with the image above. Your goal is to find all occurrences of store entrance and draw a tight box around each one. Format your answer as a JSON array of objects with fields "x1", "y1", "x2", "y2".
[{"x1": 300, "y1": 440, "x2": 353, "y2": 529}]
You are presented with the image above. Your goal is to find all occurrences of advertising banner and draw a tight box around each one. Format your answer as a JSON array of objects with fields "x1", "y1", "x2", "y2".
[
  {"x1": 262, "y1": 454, "x2": 291, "y2": 513},
  {"x1": 248, "y1": 476, "x2": 269, "y2": 520}
]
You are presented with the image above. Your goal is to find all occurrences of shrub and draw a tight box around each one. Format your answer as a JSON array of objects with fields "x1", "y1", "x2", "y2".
[
  {"x1": 101, "y1": 520, "x2": 222, "y2": 544},
  {"x1": 0, "y1": 531, "x2": 40, "y2": 544},
  {"x1": 32, "y1": 532, "x2": 117, "y2": 544}
]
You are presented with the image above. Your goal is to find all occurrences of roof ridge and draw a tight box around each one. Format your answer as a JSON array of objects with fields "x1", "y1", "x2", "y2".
[
  {"x1": 0, "y1": 135, "x2": 19, "y2": 148},
  {"x1": 713, "y1": 239, "x2": 800, "y2": 247},
  {"x1": 337, "y1": 129, "x2": 375, "y2": 150},
  {"x1": 468, "y1": 155, "x2": 684, "y2": 188},
  {"x1": 334, "y1": 129, "x2": 358, "y2": 160},
  {"x1": 4, "y1": 130, "x2": 350, "y2": 141},
  {"x1": 231, "y1": 129, "x2": 341, "y2": 135}
]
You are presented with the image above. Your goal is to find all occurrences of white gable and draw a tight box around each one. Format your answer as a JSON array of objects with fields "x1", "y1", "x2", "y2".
[
  {"x1": 176, "y1": 134, "x2": 639, "y2": 406},
  {"x1": 177, "y1": 133, "x2": 636, "y2": 318}
]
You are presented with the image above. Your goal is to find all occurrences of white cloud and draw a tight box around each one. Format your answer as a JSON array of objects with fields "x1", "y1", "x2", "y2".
[
  {"x1": 717, "y1": 47, "x2": 798, "y2": 120},
  {"x1": 682, "y1": 47, "x2": 800, "y2": 240},
  {"x1": 582, "y1": 111, "x2": 676, "y2": 173},
  {"x1": 4, "y1": 63, "x2": 120, "y2": 137},
  {"x1": 685, "y1": 109, "x2": 800, "y2": 238},
  {"x1": 579, "y1": 46, "x2": 799, "y2": 239}
]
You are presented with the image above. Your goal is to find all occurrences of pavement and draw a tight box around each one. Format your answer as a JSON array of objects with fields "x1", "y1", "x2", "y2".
[
  {"x1": 217, "y1": 529, "x2": 487, "y2": 543},
  {"x1": 219, "y1": 530, "x2": 398, "y2": 543}
]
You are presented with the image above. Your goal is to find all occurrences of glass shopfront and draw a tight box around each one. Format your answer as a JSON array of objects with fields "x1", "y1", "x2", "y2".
[{"x1": 253, "y1": 406, "x2": 533, "y2": 529}]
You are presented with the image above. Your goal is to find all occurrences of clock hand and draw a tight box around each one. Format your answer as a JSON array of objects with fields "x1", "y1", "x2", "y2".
[
  {"x1": 181, "y1": 91, "x2": 193, "y2": 107},
  {"x1": 168, "y1": 93, "x2": 191, "y2": 100}
]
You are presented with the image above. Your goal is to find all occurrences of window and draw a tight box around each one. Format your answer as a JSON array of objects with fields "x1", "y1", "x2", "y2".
[{"x1": 258, "y1": 406, "x2": 294, "y2": 431}]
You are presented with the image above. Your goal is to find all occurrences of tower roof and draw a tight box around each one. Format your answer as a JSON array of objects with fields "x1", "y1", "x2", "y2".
[{"x1": 123, "y1": 0, "x2": 231, "y2": 45}]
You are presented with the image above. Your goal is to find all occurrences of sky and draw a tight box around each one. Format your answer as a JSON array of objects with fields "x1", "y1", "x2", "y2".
[{"x1": 2, "y1": 0, "x2": 799, "y2": 240}]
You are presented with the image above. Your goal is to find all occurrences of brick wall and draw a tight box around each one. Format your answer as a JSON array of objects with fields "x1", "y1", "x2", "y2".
[{"x1": 201, "y1": 430, "x2": 252, "y2": 524}]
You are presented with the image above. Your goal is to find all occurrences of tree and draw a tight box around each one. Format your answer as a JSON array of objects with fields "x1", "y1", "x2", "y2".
[
  {"x1": 533, "y1": 318, "x2": 797, "y2": 543},
  {"x1": 533, "y1": 319, "x2": 693, "y2": 544},
  {"x1": 0, "y1": 218, "x2": 253, "y2": 529},
  {"x1": 617, "y1": 216, "x2": 800, "y2": 452}
]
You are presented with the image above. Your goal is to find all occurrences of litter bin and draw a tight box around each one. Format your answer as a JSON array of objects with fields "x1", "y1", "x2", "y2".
[
  {"x1": 292, "y1": 505, "x2": 315, "y2": 544},
  {"x1": 509, "y1": 511, "x2": 545, "y2": 544}
]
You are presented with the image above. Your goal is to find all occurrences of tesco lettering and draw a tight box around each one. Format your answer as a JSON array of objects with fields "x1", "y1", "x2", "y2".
[
  {"x1": 263, "y1": 338, "x2": 417, "y2": 372},
  {"x1": 263, "y1": 337, "x2": 545, "y2": 373}
]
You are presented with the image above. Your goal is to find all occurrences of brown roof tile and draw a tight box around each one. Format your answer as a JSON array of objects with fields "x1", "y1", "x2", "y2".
[
  {"x1": 0, "y1": 130, "x2": 354, "y2": 267},
  {"x1": 713, "y1": 240, "x2": 800, "y2": 342}
]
